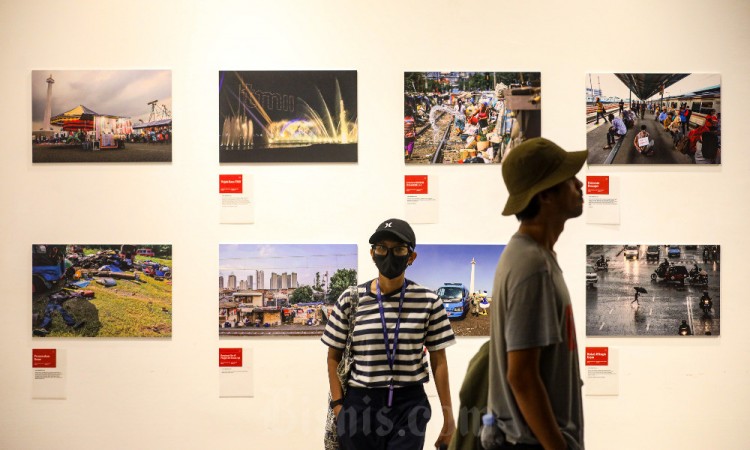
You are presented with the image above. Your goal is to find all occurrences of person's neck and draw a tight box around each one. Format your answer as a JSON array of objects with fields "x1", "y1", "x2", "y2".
[
  {"x1": 375, "y1": 274, "x2": 405, "y2": 295},
  {"x1": 517, "y1": 216, "x2": 565, "y2": 252}
]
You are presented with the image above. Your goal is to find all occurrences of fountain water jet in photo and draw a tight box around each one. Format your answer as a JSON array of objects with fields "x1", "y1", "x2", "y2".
[{"x1": 220, "y1": 71, "x2": 357, "y2": 151}]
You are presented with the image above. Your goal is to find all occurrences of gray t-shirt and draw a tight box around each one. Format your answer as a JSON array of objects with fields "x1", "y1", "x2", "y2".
[{"x1": 488, "y1": 232, "x2": 584, "y2": 449}]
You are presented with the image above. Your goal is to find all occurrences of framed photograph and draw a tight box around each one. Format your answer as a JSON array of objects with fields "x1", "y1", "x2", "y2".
[
  {"x1": 219, "y1": 244, "x2": 357, "y2": 336},
  {"x1": 404, "y1": 72, "x2": 540, "y2": 164},
  {"x1": 32, "y1": 244, "x2": 172, "y2": 337},
  {"x1": 586, "y1": 73, "x2": 720, "y2": 165},
  {"x1": 586, "y1": 245, "x2": 720, "y2": 336},
  {"x1": 219, "y1": 71, "x2": 358, "y2": 163},
  {"x1": 406, "y1": 244, "x2": 505, "y2": 336},
  {"x1": 32, "y1": 70, "x2": 172, "y2": 163}
]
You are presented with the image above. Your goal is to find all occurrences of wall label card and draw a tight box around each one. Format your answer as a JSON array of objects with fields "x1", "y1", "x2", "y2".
[
  {"x1": 219, "y1": 348, "x2": 254, "y2": 398},
  {"x1": 32, "y1": 348, "x2": 66, "y2": 399},
  {"x1": 586, "y1": 175, "x2": 620, "y2": 224},
  {"x1": 405, "y1": 175, "x2": 438, "y2": 223},
  {"x1": 585, "y1": 347, "x2": 619, "y2": 396},
  {"x1": 220, "y1": 174, "x2": 254, "y2": 224}
]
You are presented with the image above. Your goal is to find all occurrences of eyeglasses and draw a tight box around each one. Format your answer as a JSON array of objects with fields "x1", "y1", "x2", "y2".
[{"x1": 371, "y1": 244, "x2": 411, "y2": 257}]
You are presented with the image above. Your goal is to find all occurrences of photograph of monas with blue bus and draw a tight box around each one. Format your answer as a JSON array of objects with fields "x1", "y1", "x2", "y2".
[{"x1": 406, "y1": 244, "x2": 505, "y2": 336}]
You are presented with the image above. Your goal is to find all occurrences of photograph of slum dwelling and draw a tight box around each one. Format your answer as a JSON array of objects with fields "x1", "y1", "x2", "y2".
[
  {"x1": 32, "y1": 244, "x2": 172, "y2": 338},
  {"x1": 219, "y1": 244, "x2": 357, "y2": 336},
  {"x1": 404, "y1": 72, "x2": 540, "y2": 165},
  {"x1": 218, "y1": 70, "x2": 358, "y2": 163},
  {"x1": 586, "y1": 244, "x2": 720, "y2": 337},
  {"x1": 586, "y1": 73, "x2": 721, "y2": 165},
  {"x1": 404, "y1": 244, "x2": 504, "y2": 336},
  {"x1": 32, "y1": 70, "x2": 173, "y2": 163}
]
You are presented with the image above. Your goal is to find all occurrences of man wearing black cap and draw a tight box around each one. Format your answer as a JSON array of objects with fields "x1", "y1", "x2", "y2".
[
  {"x1": 485, "y1": 138, "x2": 586, "y2": 450},
  {"x1": 322, "y1": 218, "x2": 457, "y2": 450}
]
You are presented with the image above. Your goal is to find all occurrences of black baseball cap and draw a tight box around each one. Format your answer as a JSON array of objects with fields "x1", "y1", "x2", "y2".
[{"x1": 369, "y1": 218, "x2": 416, "y2": 248}]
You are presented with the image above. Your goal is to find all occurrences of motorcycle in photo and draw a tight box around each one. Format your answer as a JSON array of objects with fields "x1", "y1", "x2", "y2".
[
  {"x1": 688, "y1": 264, "x2": 709, "y2": 286},
  {"x1": 700, "y1": 291, "x2": 713, "y2": 315}
]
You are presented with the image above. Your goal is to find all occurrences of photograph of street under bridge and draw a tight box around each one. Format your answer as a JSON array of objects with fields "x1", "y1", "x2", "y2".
[
  {"x1": 219, "y1": 244, "x2": 357, "y2": 336},
  {"x1": 219, "y1": 71, "x2": 358, "y2": 163},
  {"x1": 406, "y1": 244, "x2": 504, "y2": 336},
  {"x1": 404, "y1": 72, "x2": 540, "y2": 164},
  {"x1": 32, "y1": 70, "x2": 172, "y2": 163},
  {"x1": 586, "y1": 244, "x2": 720, "y2": 337},
  {"x1": 586, "y1": 73, "x2": 721, "y2": 165}
]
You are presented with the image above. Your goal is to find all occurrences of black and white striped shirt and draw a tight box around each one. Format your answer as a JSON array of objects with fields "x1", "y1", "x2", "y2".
[{"x1": 321, "y1": 279, "x2": 456, "y2": 388}]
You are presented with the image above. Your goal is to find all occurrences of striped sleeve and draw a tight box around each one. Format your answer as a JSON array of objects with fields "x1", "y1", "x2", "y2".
[
  {"x1": 320, "y1": 288, "x2": 353, "y2": 350},
  {"x1": 424, "y1": 296, "x2": 456, "y2": 351}
]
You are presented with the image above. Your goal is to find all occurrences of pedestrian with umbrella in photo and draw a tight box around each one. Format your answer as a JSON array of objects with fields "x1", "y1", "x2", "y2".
[{"x1": 632, "y1": 286, "x2": 647, "y2": 305}]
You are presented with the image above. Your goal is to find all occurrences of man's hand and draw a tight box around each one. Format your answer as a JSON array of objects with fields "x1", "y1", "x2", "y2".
[{"x1": 434, "y1": 416, "x2": 455, "y2": 449}]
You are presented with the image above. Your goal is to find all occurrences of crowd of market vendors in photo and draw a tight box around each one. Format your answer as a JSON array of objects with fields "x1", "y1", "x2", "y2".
[{"x1": 404, "y1": 79, "x2": 540, "y2": 164}]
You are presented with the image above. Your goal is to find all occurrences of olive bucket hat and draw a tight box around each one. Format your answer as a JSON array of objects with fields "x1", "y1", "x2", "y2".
[{"x1": 501, "y1": 138, "x2": 588, "y2": 216}]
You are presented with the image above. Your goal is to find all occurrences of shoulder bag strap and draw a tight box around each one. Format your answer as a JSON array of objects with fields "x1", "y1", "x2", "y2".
[{"x1": 342, "y1": 285, "x2": 360, "y2": 357}]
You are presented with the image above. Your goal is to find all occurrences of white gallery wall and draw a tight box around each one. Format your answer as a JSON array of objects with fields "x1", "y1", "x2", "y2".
[{"x1": 1, "y1": 0, "x2": 749, "y2": 448}]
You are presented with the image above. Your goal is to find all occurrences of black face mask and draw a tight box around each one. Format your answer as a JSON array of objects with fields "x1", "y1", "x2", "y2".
[{"x1": 373, "y1": 253, "x2": 410, "y2": 280}]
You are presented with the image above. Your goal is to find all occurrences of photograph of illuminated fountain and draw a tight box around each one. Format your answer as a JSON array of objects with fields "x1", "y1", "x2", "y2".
[{"x1": 219, "y1": 71, "x2": 358, "y2": 163}]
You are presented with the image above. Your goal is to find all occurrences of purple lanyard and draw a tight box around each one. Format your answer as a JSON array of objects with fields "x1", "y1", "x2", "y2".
[{"x1": 376, "y1": 279, "x2": 406, "y2": 407}]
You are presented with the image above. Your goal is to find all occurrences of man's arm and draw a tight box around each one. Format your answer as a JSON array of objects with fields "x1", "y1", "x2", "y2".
[
  {"x1": 506, "y1": 347, "x2": 567, "y2": 450},
  {"x1": 429, "y1": 348, "x2": 455, "y2": 449}
]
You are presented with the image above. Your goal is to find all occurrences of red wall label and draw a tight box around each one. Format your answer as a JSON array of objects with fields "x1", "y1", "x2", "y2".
[
  {"x1": 405, "y1": 175, "x2": 428, "y2": 195},
  {"x1": 32, "y1": 349, "x2": 56, "y2": 368},
  {"x1": 219, "y1": 348, "x2": 243, "y2": 367},
  {"x1": 220, "y1": 175, "x2": 243, "y2": 194},
  {"x1": 586, "y1": 176, "x2": 610, "y2": 195},
  {"x1": 585, "y1": 347, "x2": 609, "y2": 366}
]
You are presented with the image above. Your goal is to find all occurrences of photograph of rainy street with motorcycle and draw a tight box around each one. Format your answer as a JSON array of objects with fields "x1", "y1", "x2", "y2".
[{"x1": 586, "y1": 244, "x2": 720, "y2": 336}]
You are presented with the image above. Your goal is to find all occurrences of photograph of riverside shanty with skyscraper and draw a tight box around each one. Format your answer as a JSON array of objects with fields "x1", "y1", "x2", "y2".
[
  {"x1": 32, "y1": 70, "x2": 172, "y2": 163},
  {"x1": 586, "y1": 73, "x2": 721, "y2": 165},
  {"x1": 219, "y1": 71, "x2": 358, "y2": 163},
  {"x1": 406, "y1": 244, "x2": 504, "y2": 336},
  {"x1": 219, "y1": 244, "x2": 357, "y2": 336},
  {"x1": 404, "y1": 72, "x2": 540, "y2": 164}
]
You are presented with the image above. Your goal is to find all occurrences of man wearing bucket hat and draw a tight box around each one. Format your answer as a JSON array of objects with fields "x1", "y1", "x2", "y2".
[
  {"x1": 322, "y1": 218, "x2": 457, "y2": 450},
  {"x1": 485, "y1": 138, "x2": 586, "y2": 450}
]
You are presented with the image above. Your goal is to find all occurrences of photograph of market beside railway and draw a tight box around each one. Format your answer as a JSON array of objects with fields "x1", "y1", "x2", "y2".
[
  {"x1": 404, "y1": 72, "x2": 540, "y2": 164},
  {"x1": 32, "y1": 244, "x2": 173, "y2": 337},
  {"x1": 586, "y1": 73, "x2": 721, "y2": 165},
  {"x1": 405, "y1": 244, "x2": 504, "y2": 336},
  {"x1": 32, "y1": 70, "x2": 172, "y2": 163},
  {"x1": 219, "y1": 244, "x2": 357, "y2": 336},
  {"x1": 219, "y1": 70, "x2": 358, "y2": 163},
  {"x1": 586, "y1": 244, "x2": 720, "y2": 337}
]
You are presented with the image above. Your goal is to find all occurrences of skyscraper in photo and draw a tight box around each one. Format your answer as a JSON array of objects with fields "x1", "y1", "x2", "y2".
[
  {"x1": 247, "y1": 275, "x2": 253, "y2": 290},
  {"x1": 256, "y1": 270, "x2": 264, "y2": 290},
  {"x1": 270, "y1": 272, "x2": 279, "y2": 290},
  {"x1": 219, "y1": 275, "x2": 224, "y2": 290},
  {"x1": 291, "y1": 272, "x2": 298, "y2": 288},
  {"x1": 282, "y1": 272, "x2": 288, "y2": 289},
  {"x1": 228, "y1": 273, "x2": 237, "y2": 290}
]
